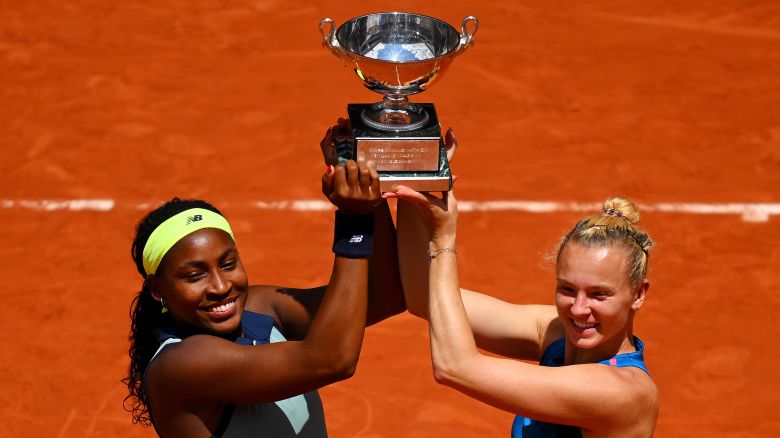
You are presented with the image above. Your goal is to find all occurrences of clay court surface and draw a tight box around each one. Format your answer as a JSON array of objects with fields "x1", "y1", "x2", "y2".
[{"x1": 2, "y1": 0, "x2": 780, "y2": 436}]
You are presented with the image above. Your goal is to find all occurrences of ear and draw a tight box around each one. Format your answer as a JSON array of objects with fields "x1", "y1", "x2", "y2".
[
  {"x1": 631, "y1": 279, "x2": 650, "y2": 311},
  {"x1": 146, "y1": 275, "x2": 163, "y2": 302}
]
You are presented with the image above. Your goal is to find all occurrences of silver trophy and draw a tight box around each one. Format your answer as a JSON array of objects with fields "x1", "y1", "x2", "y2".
[{"x1": 320, "y1": 12, "x2": 478, "y2": 191}]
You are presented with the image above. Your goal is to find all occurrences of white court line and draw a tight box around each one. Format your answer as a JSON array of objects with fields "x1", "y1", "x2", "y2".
[
  {"x1": 2, "y1": 199, "x2": 778, "y2": 222},
  {"x1": 1, "y1": 199, "x2": 115, "y2": 212}
]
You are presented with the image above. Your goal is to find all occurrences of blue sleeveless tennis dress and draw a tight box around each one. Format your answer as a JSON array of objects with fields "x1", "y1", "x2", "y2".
[
  {"x1": 511, "y1": 337, "x2": 649, "y2": 438},
  {"x1": 146, "y1": 310, "x2": 327, "y2": 437}
]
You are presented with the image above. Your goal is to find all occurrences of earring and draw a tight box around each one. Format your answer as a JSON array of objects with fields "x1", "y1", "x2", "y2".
[{"x1": 161, "y1": 298, "x2": 168, "y2": 314}]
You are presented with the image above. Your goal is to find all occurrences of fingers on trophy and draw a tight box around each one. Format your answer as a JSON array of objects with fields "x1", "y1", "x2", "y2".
[{"x1": 324, "y1": 159, "x2": 382, "y2": 214}]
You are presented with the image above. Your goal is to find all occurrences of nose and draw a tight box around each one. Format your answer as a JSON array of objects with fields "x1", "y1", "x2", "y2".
[
  {"x1": 207, "y1": 270, "x2": 231, "y2": 297},
  {"x1": 570, "y1": 291, "x2": 590, "y2": 317}
]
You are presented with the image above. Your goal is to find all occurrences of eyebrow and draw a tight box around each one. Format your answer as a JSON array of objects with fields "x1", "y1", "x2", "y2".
[
  {"x1": 556, "y1": 279, "x2": 616, "y2": 293},
  {"x1": 178, "y1": 248, "x2": 237, "y2": 270},
  {"x1": 219, "y1": 248, "x2": 238, "y2": 261}
]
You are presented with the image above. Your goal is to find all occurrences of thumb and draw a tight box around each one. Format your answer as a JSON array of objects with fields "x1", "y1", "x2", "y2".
[
  {"x1": 442, "y1": 190, "x2": 457, "y2": 212},
  {"x1": 394, "y1": 185, "x2": 431, "y2": 206}
]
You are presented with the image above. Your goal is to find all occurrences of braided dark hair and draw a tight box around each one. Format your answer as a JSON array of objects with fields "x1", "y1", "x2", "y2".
[{"x1": 123, "y1": 198, "x2": 223, "y2": 425}]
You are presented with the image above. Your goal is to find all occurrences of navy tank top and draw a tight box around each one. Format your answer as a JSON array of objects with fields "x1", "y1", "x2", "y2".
[
  {"x1": 511, "y1": 336, "x2": 649, "y2": 438},
  {"x1": 146, "y1": 310, "x2": 327, "y2": 438}
]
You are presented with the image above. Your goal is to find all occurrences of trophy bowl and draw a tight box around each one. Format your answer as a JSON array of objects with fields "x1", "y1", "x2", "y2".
[{"x1": 320, "y1": 12, "x2": 478, "y2": 132}]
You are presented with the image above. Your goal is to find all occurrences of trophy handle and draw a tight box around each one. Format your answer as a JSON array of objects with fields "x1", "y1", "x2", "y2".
[
  {"x1": 319, "y1": 18, "x2": 354, "y2": 62},
  {"x1": 456, "y1": 16, "x2": 479, "y2": 55},
  {"x1": 319, "y1": 18, "x2": 336, "y2": 46}
]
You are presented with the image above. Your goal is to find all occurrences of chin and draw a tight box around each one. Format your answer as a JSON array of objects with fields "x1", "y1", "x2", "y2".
[
  {"x1": 207, "y1": 318, "x2": 242, "y2": 337},
  {"x1": 567, "y1": 328, "x2": 604, "y2": 349},
  {"x1": 201, "y1": 310, "x2": 242, "y2": 335},
  {"x1": 571, "y1": 337, "x2": 602, "y2": 349}
]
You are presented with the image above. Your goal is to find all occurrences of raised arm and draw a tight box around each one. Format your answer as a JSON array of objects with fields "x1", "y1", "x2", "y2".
[
  {"x1": 392, "y1": 187, "x2": 657, "y2": 433},
  {"x1": 395, "y1": 177, "x2": 556, "y2": 360},
  {"x1": 271, "y1": 197, "x2": 405, "y2": 341},
  {"x1": 148, "y1": 160, "x2": 381, "y2": 406},
  {"x1": 273, "y1": 121, "x2": 405, "y2": 340},
  {"x1": 322, "y1": 118, "x2": 405, "y2": 325},
  {"x1": 366, "y1": 198, "x2": 405, "y2": 324}
]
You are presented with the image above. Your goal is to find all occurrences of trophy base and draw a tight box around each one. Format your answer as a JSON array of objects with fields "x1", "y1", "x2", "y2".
[
  {"x1": 360, "y1": 102, "x2": 430, "y2": 132},
  {"x1": 341, "y1": 103, "x2": 452, "y2": 192},
  {"x1": 375, "y1": 174, "x2": 452, "y2": 192}
]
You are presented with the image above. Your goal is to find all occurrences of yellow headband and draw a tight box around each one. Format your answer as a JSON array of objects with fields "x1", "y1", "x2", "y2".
[{"x1": 142, "y1": 208, "x2": 234, "y2": 275}]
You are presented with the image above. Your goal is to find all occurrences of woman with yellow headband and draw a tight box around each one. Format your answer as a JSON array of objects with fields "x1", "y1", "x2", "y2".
[{"x1": 124, "y1": 128, "x2": 404, "y2": 437}]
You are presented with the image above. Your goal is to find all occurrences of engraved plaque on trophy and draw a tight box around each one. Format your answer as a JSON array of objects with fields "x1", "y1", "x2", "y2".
[{"x1": 320, "y1": 12, "x2": 478, "y2": 191}]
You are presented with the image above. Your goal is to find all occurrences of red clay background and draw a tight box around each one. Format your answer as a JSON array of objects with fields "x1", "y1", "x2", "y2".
[{"x1": 2, "y1": 1, "x2": 779, "y2": 436}]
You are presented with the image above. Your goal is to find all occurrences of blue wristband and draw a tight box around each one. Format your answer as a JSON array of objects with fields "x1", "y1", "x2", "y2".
[{"x1": 332, "y1": 211, "x2": 374, "y2": 258}]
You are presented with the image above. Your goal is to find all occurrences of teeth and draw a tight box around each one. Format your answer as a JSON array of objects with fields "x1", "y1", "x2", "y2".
[
  {"x1": 572, "y1": 319, "x2": 597, "y2": 329},
  {"x1": 208, "y1": 299, "x2": 235, "y2": 313}
]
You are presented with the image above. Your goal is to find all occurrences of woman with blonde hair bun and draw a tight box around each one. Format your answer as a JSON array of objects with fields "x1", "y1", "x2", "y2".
[{"x1": 385, "y1": 185, "x2": 659, "y2": 437}]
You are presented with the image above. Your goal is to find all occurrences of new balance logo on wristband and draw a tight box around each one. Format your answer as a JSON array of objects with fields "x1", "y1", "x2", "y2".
[{"x1": 333, "y1": 211, "x2": 374, "y2": 258}]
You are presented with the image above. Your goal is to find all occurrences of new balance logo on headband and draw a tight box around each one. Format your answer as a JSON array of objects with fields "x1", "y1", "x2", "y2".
[{"x1": 186, "y1": 214, "x2": 203, "y2": 225}]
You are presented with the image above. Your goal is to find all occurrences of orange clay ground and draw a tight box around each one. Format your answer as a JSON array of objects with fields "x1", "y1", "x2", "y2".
[{"x1": 2, "y1": 1, "x2": 779, "y2": 436}]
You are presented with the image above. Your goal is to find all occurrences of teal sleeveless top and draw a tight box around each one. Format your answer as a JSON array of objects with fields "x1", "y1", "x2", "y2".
[{"x1": 511, "y1": 337, "x2": 649, "y2": 438}]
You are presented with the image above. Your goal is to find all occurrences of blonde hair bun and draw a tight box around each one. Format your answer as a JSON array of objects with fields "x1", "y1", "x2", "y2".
[
  {"x1": 602, "y1": 196, "x2": 640, "y2": 225},
  {"x1": 557, "y1": 195, "x2": 653, "y2": 286}
]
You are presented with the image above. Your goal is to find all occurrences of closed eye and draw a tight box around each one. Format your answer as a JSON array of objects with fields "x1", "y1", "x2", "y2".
[
  {"x1": 184, "y1": 271, "x2": 206, "y2": 282},
  {"x1": 556, "y1": 286, "x2": 575, "y2": 296}
]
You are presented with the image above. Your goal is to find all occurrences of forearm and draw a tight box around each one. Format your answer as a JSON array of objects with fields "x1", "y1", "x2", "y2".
[
  {"x1": 426, "y1": 263, "x2": 594, "y2": 422},
  {"x1": 427, "y1": 237, "x2": 481, "y2": 383},
  {"x1": 396, "y1": 199, "x2": 432, "y2": 318},
  {"x1": 302, "y1": 256, "x2": 368, "y2": 374},
  {"x1": 366, "y1": 200, "x2": 406, "y2": 325},
  {"x1": 425, "y1": 350, "x2": 633, "y2": 430}
]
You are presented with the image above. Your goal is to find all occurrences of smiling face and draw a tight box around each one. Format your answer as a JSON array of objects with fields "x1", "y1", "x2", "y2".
[
  {"x1": 150, "y1": 228, "x2": 248, "y2": 337},
  {"x1": 555, "y1": 242, "x2": 647, "y2": 351}
]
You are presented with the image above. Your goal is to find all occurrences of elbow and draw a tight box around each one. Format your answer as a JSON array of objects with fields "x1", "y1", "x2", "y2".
[
  {"x1": 316, "y1": 350, "x2": 359, "y2": 383},
  {"x1": 393, "y1": 295, "x2": 408, "y2": 317},
  {"x1": 383, "y1": 294, "x2": 408, "y2": 319},
  {"x1": 431, "y1": 350, "x2": 478, "y2": 387},
  {"x1": 431, "y1": 360, "x2": 460, "y2": 387},
  {"x1": 331, "y1": 354, "x2": 359, "y2": 380},
  {"x1": 303, "y1": 332, "x2": 364, "y2": 383},
  {"x1": 405, "y1": 303, "x2": 429, "y2": 320}
]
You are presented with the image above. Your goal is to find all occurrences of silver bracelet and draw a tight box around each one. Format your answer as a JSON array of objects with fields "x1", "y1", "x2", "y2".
[{"x1": 427, "y1": 247, "x2": 457, "y2": 263}]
